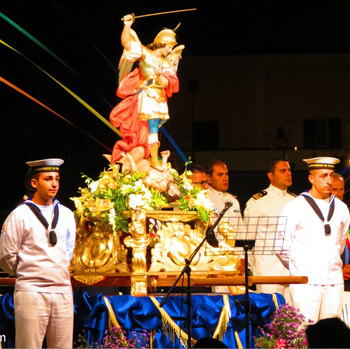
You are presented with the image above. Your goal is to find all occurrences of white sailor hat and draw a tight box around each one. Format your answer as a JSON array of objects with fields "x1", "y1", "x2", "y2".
[
  {"x1": 26, "y1": 158, "x2": 64, "y2": 174},
  {"x1": 303, "y1": 157, "x2": 340, "y2": 170}
]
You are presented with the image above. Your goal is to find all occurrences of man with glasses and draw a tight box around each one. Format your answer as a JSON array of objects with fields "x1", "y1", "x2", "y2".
[
  {"x1": 0, "y1": 158, "x2": 76, "y2": 348},
  {"x1": 186, "y1": 163, "x2": 209, "y2": 190},
  {"x1": 278, "y1": 157, "x2": 350, "y2": 322}
]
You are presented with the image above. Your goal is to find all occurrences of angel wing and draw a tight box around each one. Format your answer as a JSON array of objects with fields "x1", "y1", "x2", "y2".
[
  {"x1": 118, "y1": 28, "x2": 142, "y2": 84},
  {"x1": 166, "y1": 44, "x2": 185, "y2": 73},
  {"x1": 118, "y1": 53, "x2": 134, "y2": 84}
]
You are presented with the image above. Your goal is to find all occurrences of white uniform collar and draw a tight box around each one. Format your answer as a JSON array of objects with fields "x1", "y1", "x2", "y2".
[
  {"x1": 208, "y1": 186, "x2": 226, "y2": 197},
  {"x1": 268, "y1": 184, "x2": 288, "y2": 196}
]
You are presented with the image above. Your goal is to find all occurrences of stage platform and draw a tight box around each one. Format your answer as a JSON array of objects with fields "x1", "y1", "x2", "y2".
[{"x1": 0, "y1": 289, "x2": 285, "y2": 348}]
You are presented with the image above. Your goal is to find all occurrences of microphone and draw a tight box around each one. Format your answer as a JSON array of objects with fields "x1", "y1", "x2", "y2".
[
  {"x1": 206, "y1": 200, "x2": 233, "y2": 241},
  {"x1": 225, "y1": 200, "x2": 233, "y2": 210}
]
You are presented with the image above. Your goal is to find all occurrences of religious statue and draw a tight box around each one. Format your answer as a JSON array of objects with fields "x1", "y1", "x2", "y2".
[{"x1": 109, "y1": 13, "x2": 185, "y2": 171}]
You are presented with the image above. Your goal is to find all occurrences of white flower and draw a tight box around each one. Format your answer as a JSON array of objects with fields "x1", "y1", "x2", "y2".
[
  {"x1": 71, "y1": 197, "x2": 82, "y2": 210},
  {"x1": 108, "y1": 208, "x2": 116, "y2": 224},
  {"x1": 195, "y1": 190, "x2": 214, "y2": 211},
  {"x1": 108, "y1": 208, "x2": 116, "y2": 231},
  {"x1": 183, "y1": 180, "x2": 193, "y2": 191},
  {"x1": 133, "y1": 180, "x2": 143, "y2": 190},
  {"x1": 129, "y1": 194, "x2": 146, "y2": 210},
  {"x1": 88, "y1": 181, "x2": 99, "y2": 193},
  {"x1": 121, "y1": 184, "x2": 133, "y2": 194}
]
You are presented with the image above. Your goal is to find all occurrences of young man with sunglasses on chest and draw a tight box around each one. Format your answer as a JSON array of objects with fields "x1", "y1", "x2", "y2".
[
  {"x1": 0, "y1": 158, "x2": 76, "y2": 348},
  {"x1": 278, "y1": 157, "x2": 350, "y2": 323}
]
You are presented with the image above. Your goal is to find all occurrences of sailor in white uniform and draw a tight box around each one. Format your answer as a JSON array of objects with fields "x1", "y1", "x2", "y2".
[
  {"x1": 0, "y1": 159, "x2": 76, "y2": 348},
  {"x1": 278, "y1": 157, "x2": 350, "y2": 323}
]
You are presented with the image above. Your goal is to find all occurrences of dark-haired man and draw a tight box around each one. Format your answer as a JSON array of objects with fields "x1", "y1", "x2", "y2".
[
  {"x1": 206, "y1": 159, "x2": 241, "y2": 221},
  {"x1": 186, "y1": 163, "x2": 209, "y2": 190},
  {"x1": 0, "y1": 158, "x2": 76, "y2": 348},
  {"x1": 244, "y1": 159, "x2": 295, "y2": 304},
  {"x1": 206, "y1": 159, "x2": 242, "y2": 293}
]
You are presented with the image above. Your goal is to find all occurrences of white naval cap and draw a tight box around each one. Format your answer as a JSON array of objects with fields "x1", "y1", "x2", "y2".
[
  {"x1": 303, "y1": 157, "x2": 340, "y2": 170},
  {"x1": 26, "y1": 158, "x2": 64, "y2": 174}
]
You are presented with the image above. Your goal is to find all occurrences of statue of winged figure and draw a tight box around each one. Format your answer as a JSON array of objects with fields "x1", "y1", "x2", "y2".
[{"x1": 109, "y1": 13, "x2": 185, "y2": 171}]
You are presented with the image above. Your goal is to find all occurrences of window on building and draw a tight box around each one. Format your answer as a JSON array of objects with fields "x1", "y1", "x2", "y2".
[{"x1": 304, "y1": 118, "x2": 341, "y2": 149}]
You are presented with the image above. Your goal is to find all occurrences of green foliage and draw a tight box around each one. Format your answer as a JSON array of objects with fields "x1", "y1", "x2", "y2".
[{"x1": 71, "y1": 163, "x2": 213, "y2": 235}]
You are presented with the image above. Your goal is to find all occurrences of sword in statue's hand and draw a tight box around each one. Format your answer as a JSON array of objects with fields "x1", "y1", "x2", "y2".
[{"x1": 121, "y1": 8, "x2": 197, "y2": 21}]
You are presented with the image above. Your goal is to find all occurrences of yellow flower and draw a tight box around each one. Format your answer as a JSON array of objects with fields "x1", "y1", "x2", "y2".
[{"x1": 96, "y1": 198, "x2": 112, "y2": 211}]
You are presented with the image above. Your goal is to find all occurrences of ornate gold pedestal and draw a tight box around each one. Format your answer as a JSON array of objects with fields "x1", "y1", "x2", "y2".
[{"x1": 70, "y1": 209, "x2": 243, "y2": 297}]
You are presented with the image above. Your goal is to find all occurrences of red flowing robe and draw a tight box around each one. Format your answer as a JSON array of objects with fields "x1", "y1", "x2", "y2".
[{"x1": 109, "y1": 68, "x2": 179, "y2": 164}]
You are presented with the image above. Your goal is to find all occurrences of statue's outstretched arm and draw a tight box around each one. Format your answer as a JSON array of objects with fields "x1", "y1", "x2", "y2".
[{"x1": 121, "y1": 14, "x2": 134, "y2": 51}]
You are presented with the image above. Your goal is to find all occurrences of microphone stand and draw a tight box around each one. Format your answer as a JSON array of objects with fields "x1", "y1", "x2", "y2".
[{"x1": 159, "y1": 202, "x2": 232, "y2": 348}]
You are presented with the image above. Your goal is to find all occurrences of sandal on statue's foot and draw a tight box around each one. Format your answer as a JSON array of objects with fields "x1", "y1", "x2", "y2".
[
  {"x1": 150, "y1": 164, "x2": 164, "y2": 172},
  {"x1": 151, "y1": 166, "x2": 163, "y2": 172}
]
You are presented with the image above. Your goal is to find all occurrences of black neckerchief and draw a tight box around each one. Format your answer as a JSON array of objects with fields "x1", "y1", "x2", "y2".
[
  {"x1": 301, "y1": 193, "x2": 335, "y2": 235},
  {"x1": 24, "y1": 201, "x2": 59, "y2": 245}
]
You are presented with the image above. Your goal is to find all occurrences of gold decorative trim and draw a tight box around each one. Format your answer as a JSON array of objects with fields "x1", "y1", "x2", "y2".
[
  {"x1": 150, "y1": 296, "x2": 196, "y2": 347},
  {"x1": 70, "y1": 211, "x2": 242, "y2": 296},
  {"x1": 213, "y1": 294, "x2": 231, "y2": 341},
  {"x1": 104, "y1": 296, "x2": 121, "y2": 328},
  {"x1": 73, "y1": 275, "x2": 106, "y2": 285},
  {"x1": 121, "y1": 210, "x2": 199, "y2": 222},
  {"x1": 272, "y1": 293, "x2": 279, "y2": 310},
  {"x1": 234, "y1": 331, "x2": 243, "y2": 349}
]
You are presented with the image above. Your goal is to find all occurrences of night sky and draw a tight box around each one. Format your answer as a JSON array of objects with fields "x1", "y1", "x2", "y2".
[{"x1": 1, "y1": 0, "x2": 350, "y2": 213}]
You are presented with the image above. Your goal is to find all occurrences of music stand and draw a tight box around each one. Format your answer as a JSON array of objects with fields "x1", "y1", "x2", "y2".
[
  {"x1": 158, "y1": 213, "x2": 287, "y2": 348},
  {"x1": 232, "y1": 215, "x2": 287, "y2": 348}
]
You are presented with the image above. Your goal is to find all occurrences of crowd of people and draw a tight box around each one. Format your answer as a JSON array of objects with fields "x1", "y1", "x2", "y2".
[
  {"x1": 1, "y1": 154, "x2": 350, "y2": 347},
  {"x1": 186, "y1": 157, "x2": 350, "y2": 331}
]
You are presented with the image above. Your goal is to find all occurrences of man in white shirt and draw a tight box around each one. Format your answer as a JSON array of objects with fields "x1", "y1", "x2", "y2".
[
  {"x1": 0, "y1": 159, "x2": 76, "y2": 348},
  {"x1": 278, "y1": 157, "x2": 350, "y2": 323},
  {"x1": 244, "y1": 159, "x2": 295, "y2": 303},
  {"x1": 205, "y1": 159, "x2": 242, "y2": 293},
  {"x1": 206, "y1": 159, "x2": 242, "y2": 238}
]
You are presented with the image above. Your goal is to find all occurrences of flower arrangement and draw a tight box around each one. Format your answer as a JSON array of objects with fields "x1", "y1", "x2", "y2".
[
  {"x1": 74, "y1": 327, "x2": 150, "y2": 349},
  {"x1": 102, "y1": 327, "x2": 149, "y2": 349},
  {"x1": 254, "y1": 304, "x2": 313, "y2": 349},
  {"x1": 71, "y1": 163, "x2": 213, "y2": 234}
]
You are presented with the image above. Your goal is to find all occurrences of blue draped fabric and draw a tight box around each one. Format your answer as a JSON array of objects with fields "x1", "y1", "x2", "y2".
[
  {"x1": 0, "y1": 292, "x2": 284, "y2": 348},
  {"x1": 89, "y1": 293, "x2": 285, "y2": 348},
  {"x1": 0, "y1": 293, "x2": 15, "y2": 348},
  {"x1": 74, "y1": 291, "x2": 109, "y2": 346}
]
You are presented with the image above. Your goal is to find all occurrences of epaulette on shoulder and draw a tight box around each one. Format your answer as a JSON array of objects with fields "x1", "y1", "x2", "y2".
[
  {"x1": 287, "y1": 191, "x2": 297, "y2": 197},
  {"x1": 252, "y1": 190, "x2": 268, "y2": 200}
]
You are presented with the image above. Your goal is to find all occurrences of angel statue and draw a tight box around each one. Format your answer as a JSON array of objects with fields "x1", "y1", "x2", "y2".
[{"x1": 109, "y1": 13, "x2": 184, "y2": 171}]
